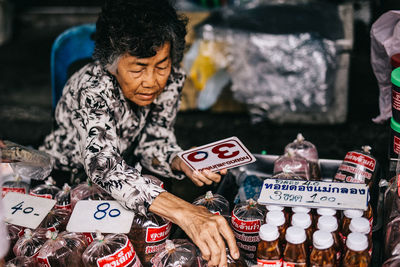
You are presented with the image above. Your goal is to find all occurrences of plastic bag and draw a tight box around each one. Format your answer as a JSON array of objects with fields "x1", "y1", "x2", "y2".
[
  {"x1": 38, "y1": 208, "x2": 71, "y2": 232},
  {"x1": 273, "y1": 149, "x2": 310, "y2": 180},
  {"x1": 233, "y1": 175, "x2": 264, "y2": 204},
  {"x1": 370, "y1": 10, "x2": 400, "y2": 123},
  {"x1": 1, "y1": 175, "x2": 30, "y2": 198},
  {"x1": 82, "y1": 232, "x2": 141, "y2": 267},
  {"x1": 54, "y1": 183, "x2": 72, "y2": 211},
  {"x1": 193, "y1": 191, "x2": 230, "y2": 218},
  {"x1": 29, "y1": 177, "x2": 60, "y2": 199},
  {"x1": 36, "y1": 231, "x2": 88, "y2": 267},
  {"x1": 383, "y1": 255, "x2": 400, "y2": 266},
  {"x1": 284, "y1": 133, "x2": 321, "y2": 180},
  {"x1": 5, "y1": 223, "x2": 25, "y2": 260},
  {"x1": 128, "y1": 212, "x2": 172, "y2": 267},
  {"x1": 151, "y1": 239, "x2": 201, "y2": 267},
  {"x1": 231, "y1": 199, "x2": 266, "y2": 260},
  {"x1": 5, "y1": 256, "x2": 37, "y2": 267},
  {"x1": 70, "y1": 179, "x2": 112, "y2": 210},
  {"x1": 0, "y1": 140, "x2": 54, "y2": 180},
  {"x1": 385, "y1": 216, "x2": 400, "y2": 259},
  {"x1": 13, "y1": 228, "x2": 47, "y2": 257}
]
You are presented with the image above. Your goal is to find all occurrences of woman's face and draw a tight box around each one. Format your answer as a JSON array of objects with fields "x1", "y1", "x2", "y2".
[{"x1": 111, "y1": 43, "x2": 172, "y2": 106}]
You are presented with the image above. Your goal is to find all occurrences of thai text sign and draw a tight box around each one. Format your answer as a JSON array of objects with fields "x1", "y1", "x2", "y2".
[{"x1": 258, "y1": 179, "x2": 369, "y2": 210}]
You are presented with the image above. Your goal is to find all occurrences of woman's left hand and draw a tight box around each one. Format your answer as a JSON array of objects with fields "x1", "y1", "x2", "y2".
[{"x1": 171, "y1": 156, "x2": 227, "y2": 186}]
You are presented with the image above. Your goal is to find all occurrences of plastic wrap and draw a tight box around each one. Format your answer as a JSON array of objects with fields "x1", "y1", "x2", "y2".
[
  {"x1": 70, "y1": 179, "x2": 112, "y2": 210},
  {"x1": 1, "y1": 175, "x2": 30, "y2": 198},
  {"x1": 193, "y1": 191, "x2": 230, "y2": 218},
  {"x1": 128, "y1": 212, "x2": 172, "y2": 267},
  {"x1": 0, "y1": 140, "x2": 53, "y2": 180},
  {"x1": 284, "y1": 133, "x2": 321, "y2": 180},
  {"x1": 54, "y1": 183, "x2": 72, "y2": 210},
  {"x1": 194, "y1": 3, "x2": 340, "y2": 123},
  {"x1": 6, "y1": 256, "x2": 37, "y2": 267},
  {"x1": 29, "y1": 177, "x2": 60, "y2": 199},
  {"x1": 151, "y1": 239, "x2": 200, "y2": 267},
  {"x1": 5, "y1": 223, "x2": 25, "y2": 260},
  {"x1": 38, "y1": 208, "x2": 71, "y2": 232},
  {"x1": 13, "y1": 228, "x2": 47, "y2": 257},
  {"x1": 82, "y1": 233, "x2": 141, "y2": 267},
  {"x1": 230, "y1": 199, "x2": 266, "y2": 261},
  {"x1": 370, "y1": 10, "x2": 400, "y2": 123},
  {"x1": 36, "y1": 231, "x2": 88, "y2": 267},
  {"x1": 273, "y1": 149, "x2": 310, "y2": 180}
]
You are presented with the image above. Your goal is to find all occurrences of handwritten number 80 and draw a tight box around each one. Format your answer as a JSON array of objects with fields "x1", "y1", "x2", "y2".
[{"x1": 94, "y1": 203, "x2": 121, "y2": 220}]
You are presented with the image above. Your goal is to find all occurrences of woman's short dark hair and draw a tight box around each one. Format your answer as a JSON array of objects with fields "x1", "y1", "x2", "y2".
[{"x1": 93, "y1": 0, "x2": 187, "y2": 72}]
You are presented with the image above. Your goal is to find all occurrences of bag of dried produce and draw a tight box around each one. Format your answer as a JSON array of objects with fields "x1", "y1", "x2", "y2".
[
  {"x1": 231, "y1": 199, "x2": 266, "y2": 261},
  {"x1": 1, "y1": 175, "x2": 29, "y2": 198},
  {"x1": 13, "y1": 229, "x2": 47, "y2": 258},
  {"x1": 193, "y1": 191, "x2": 230, "y2": 218},
  {"x1": 29, "y1": 177, "x2": 60, "y2": 199},
  {"x1": 54, "y1": 183, "x2": 72, "y2": 211},
  {"x1": 151, "y1": 239, "x2": 202, "y2": 267},
  {"x1": 284, "y1": 133, "x2": 321, "y2": 180},
  {"x1": 36, "y1": 231, "x2": 88, "y2": 267},
  {"x1": 273, "y1": 149, "x2": 310, "y2": 180},
  {"x1": 128, "y1": 213, "x2": 172, "y2": 267},
  {"x1": 82, "y1": 232, "x2": 141, "y2": 267}
]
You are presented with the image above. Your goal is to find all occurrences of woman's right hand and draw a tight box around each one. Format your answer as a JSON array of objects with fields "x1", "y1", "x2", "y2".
[{"x1": 149, "y1": 191, "x2": 239, "y2": 267}]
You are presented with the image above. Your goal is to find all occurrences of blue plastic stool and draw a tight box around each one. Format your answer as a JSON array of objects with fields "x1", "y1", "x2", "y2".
[{"x1": 51, "y1": 23, "x2": 96, "y2": 111}]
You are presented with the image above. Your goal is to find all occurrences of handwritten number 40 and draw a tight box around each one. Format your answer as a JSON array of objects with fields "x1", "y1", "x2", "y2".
[
  {"x1": 94, "y1": 203, "x2": 121, "y2": 220},
  {"x1": 11, "y1": 201, "x2": 35, "y2": 215}
]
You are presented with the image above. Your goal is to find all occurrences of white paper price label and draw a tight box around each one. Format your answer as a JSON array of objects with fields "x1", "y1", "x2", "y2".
[
  {"x1": 3, "y1": 192, "x2": 56, "y2": 229},
  {"x1": 178, "y1": 136, "x2": 256, "y2": 172},
  {"x1": 66, "y1": 200, "x2": 134, "y2": 234},
  {"x1": 258, "y1": 179, "x2": 369, "y2": 210}
]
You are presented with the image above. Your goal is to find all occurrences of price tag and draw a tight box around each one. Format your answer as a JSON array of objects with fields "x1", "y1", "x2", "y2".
[
  {"x1": 66, "y1": 200, "x2": 134, "y2": 234},
  {"x1": 3, "y1": 192, "x2": 56, "y2": 229},
  {"x1": 258, "y1": 179, "x2": 369, "y2": 210},
  {"x1": 178, "y1": 136, "x2": 256, "y2": 172}
]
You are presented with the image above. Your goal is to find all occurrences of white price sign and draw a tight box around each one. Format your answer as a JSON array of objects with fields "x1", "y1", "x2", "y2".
[
  {"x1": 178, "y1": 136, "x2": 256, "y2": 172},
  {"x1": 67, "y1": 200, "x2": 134, "y2": 234},
  {"x1": 3, "y1": 192, "x2": 56, "y2": 229},
  {"x1": 258, "y1": 179, "x2": 369, "y2": 210}
]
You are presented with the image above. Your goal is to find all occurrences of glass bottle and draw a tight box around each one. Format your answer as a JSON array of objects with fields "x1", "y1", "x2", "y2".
[
  {"x1": 315, "y1": 208, "x2": 337, "y2": 225},
  {"x1": 349, "y1": 217, "x2": 372, "y2": 256},
  {"x1": 317, "y1": 215, "x2": 342, "y2": 262},
  {"x1": 342, "y1": 232, "x2": 370, "y2": 267},
  {"x1": 283, "y1": 226, "x2": 308, "y2": 267},
  {"x1": 363, "y1": 203, "x2": 373, "y2": 230},
  {"x1": 265, "y1": 211, "x2": 288, "y2": 247},
  {"x1": 291, "y1": 212, "x2": 313, "y2": 248},
  {"x1": 266, "y1": 205, "x2": 289, "y2": 223},
  {"x1": 257, "y1": 224, "x2": 282, "y2": 266},
  {"x1": 340, "y1": 209, "x2": 363, "y2": 243},
  {"x1": 309, "y1": 230, "x2": 336, "y2": 267}
]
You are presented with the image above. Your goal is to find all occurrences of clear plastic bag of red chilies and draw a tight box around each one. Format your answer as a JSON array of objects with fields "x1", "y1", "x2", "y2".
[
  {"x1": 36, "y1": 231, "x2": 88, "y2": 267},
  {"x1": 6, "y1": 255, "x2": 38, "y2": 267},
  {"x1": 151, "y1": 239, "x2": 202, "y2": 267},
  {"x1": 273, "y1": 149, "x2": 310, "y2": 180},
  {"x1": 284, "y1": 133, "x2": 321, "y2": 180},
  {"x1": 29, "y1": 177, "x2": 60, "y2": 199},
  {"x1": 2, "y1": 175, "x2": 30, "y2": 198},
  {"x1": 193, "y1": 191, "x2": 230, "y2": 218},
  {"x1": 54, "y1": 183, "x2": 72, "y2": 211},
  {"x1": 13, "y1": 228, "x2": 47, "y2": 257},
  {"x1": 38, "y1": 208, "x2": 71, "y2": 232},
  {"x1": 70, "y1": 179, "x2": 112, "y2": 210},
  {"x1": 128, "y1": 212, "x2": 172, "y2": 267},
  {"x1": 82, "y1": 232, "x2": 142, "y2": 267},
  {"x1": 231, "y1": 199, "x2": 266, "y2": 261}
]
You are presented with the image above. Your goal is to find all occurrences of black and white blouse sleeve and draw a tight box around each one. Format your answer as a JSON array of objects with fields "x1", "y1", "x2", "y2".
[{"x1": 134, "y1": 69, "x2": 186, "y2": 180}]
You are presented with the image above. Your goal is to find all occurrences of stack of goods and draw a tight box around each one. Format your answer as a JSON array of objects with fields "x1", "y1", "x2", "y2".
[
  {"x1": 29, "y1": 177, "x2": 61, "y2": 199},
  {"x1": 1, "y1": 175, "x2": 29, "y2": 198},
  {"x1": 192, "y1": 191, "x2": 230, "y2": 219},
  {"x1": 128, "y1": 212, "x2": 172, "y2": 267}
]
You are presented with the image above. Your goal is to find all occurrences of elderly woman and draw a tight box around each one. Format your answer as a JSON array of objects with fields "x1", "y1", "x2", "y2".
[{"x1": 40, "y1": 0, "x2": 238, "y2": 266}]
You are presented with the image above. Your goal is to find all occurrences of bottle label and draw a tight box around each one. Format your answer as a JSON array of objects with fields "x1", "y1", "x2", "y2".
[
  {"x1": 283, "y1": 262, "x2": 306, "y2": 267},
  {"x1": 343, "y1": 151, "x2": 376, "y2": 172},
  {"x1": 29, "y1": 192, "x2": 53, "y2": 199},
  {"x1": 2, "y1": 187, "x2": 26, "y2": 197},
  {"x1": 395, "y1": 137, "x2": 400, "y2": 156},
  {"x1": 145, "y1": 222, "x2": 172, "y2": 243},
  {"x1": 231, "y1": 213, "x2": 261, "y2": 233},
  {"x1": 83, "y1": 232, "x2": 95, "y2": 245},
  {"x1": 54, "y1": 203, "x2": 72, "y2": 211},
  {"x1": 393, "y1": 88, "x2": 400, "y2": 111},
  {"x1": 96, "y1": 239, "x2": 139, "y2": 267},
  {"x1": 257, "y1": 258, "x2": 282, "y2": 266},
  {"x1": 37, "y1": 256, "x2": 51, "y2": 267}
]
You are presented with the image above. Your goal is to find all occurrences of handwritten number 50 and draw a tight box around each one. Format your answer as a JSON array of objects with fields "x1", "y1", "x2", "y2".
[{"x1": 94, "y1": 203, "x2": 121, "y2": 220}]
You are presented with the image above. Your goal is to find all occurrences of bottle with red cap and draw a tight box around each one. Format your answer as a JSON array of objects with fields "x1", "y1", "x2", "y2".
[
  {"x1": 309, "y1": 230, "x2": 336, "y2": 267},
  {"x1": 349, "y1": 217, "x2": 372, "y2": 256},
  {"x1": 265, "y1": 211, "x2": 288, "y2": 247},
  {"x1": 342, "y1": 232, "x2": 370, "y2": 267},
  {"x1": 282, "y1": 226, "x2": 308, "y2": 267},
  {"x1": 256, "y1": 224, "x2": 282, "y2": 266},
  {"x1": 317, "y1": 215, "x2": 342, "y2": 262}
]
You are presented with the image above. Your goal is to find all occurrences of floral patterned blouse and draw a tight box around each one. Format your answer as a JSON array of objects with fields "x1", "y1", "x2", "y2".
[{"x1": 40, "y1": 61, "x2": 186, "y2": 216}]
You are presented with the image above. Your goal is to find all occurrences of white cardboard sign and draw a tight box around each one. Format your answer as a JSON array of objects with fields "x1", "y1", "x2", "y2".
[
  {"x1": 178, "y1": 136, "x2": 256, "y2": 172},
  {"x1": 67, "y1": 200, "x2": 134, "y2": 234},
  {"x1": 3, "y1": 192, "x2": 56, "y2": 229},
  {"x1": 258, "y1": 179, "x2": 369, "y2": 210}
]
